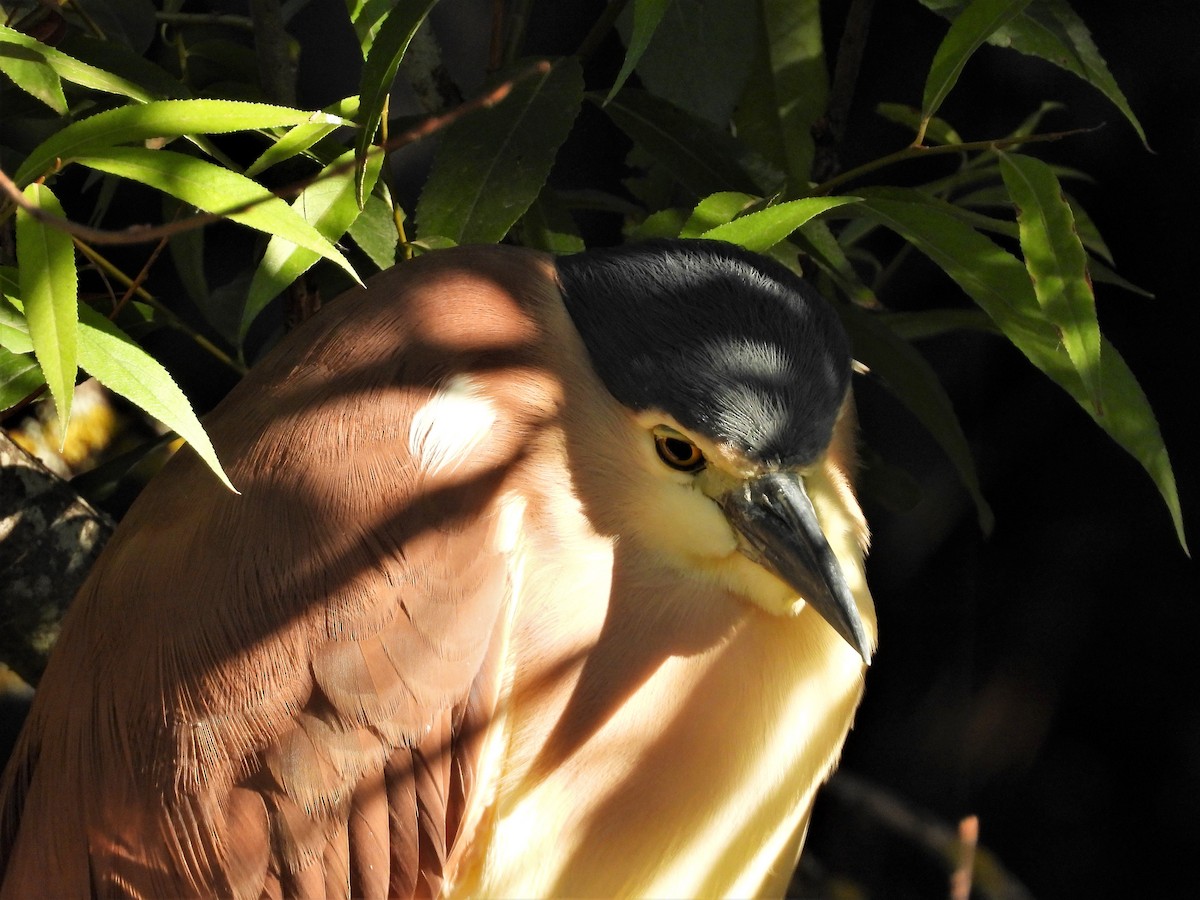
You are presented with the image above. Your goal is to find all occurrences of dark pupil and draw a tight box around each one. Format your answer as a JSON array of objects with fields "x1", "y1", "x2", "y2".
[{"x1": 664, "y1": 438, "x2": 695, "y2": 463}]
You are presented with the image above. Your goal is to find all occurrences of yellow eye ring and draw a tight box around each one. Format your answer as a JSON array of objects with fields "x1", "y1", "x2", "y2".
[{"x1": 654, "y1": 433, "x2": 705, "y2": 472}]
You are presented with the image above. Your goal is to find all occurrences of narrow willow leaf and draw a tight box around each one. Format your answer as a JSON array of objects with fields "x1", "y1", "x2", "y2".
[
  {"x1": 1000, "y1": 151, "x2": 1102, "y2": 410},
  {"x1": 603, "y1": 89, "x2": 780, "y2": 198},
  {"x1": 16, "y1": 184, "x2": 78, "y2": 431},
  {"x1": 680, "y1": 193, "x2": 759, "y2": 238},
  {"x1": 839, "y1": 303, "x2": 994, "y2": 531},
  {"x1": 246, "y1": 96, "x2": 361, "y2": 177},
  {"x1": 794, "y1": 220, "x2": 879, "y2": 309},
  {"x1": 0, "y1": 24, "x2": 155, "y2": 101},
  {"x1": 356, "y1": 0, "x2": 440, "y2": 198},
  {"x1": 0, "y1": 52, "x2": 67, "y2": 112},
  {"x1": 1089, "y1": 258, "x2": 1153, "y2": 299},
  {"x1": 701, "y1": 197, "x2": 863, "y2": 252},
  {"x1": 877, "y1": 103, "x2": 962, "y2": 144},
  {"x1": 628, "y1": 207, "x2": 688, "y2": 241},
  {"x1": 734, "y1": 0, "x2": 827, "y2": 189},
  {"x1": 848, "y1": 191, "x2": 1185, "y2": 549},
  {"x1": 347, "y1": 0, "x2": 400, "y2": 56},
  {"x1": 0, "y1": 295, "x2": 33, "y2": 354},
  {"x1": 614, "y1": 0, "x2": 756, "y2": 125},
  {"x1": 922, "y1": 0, "x2": 1034, "y2": 127},
  {"x1": 416, "y1": 59, "x2": 584, "y2": 244},
  {"x1": 242, "y1": 150, "x2": 383, "y2": 337},
  {"x1": 15, "y1": 100, "x2": 350, "y2": 187},
  {"x1": 348, "y1": 191, "x2": 402, "y2": 271},
  {"x1": 0, "y1": 348, "x2": 44, "y2": 411},
  {"x1": 520, "y1": 189, "x2": 586, "y2": 255},
  {"x1": 74, "y1": 147, "x2": 358, "y2": 280},
  {"x1": 917, "y1": 0, "x2": 1146, "y2": 145},
  {"x1": 608, "y1": 0, "x2": 672, "y2": 103},
  {"x1": 76, "y1": 305, "x2": 235, "y2": 492}
]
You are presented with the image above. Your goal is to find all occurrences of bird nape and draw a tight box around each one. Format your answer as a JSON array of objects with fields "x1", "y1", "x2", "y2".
[{"x1": 0, "y1": 240, "x2": 875, "y2": 898}]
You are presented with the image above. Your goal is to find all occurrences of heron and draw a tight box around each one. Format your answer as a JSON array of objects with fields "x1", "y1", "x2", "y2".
[{"x1": 0, "y1": 239, "x2": 875, "y2": 898}]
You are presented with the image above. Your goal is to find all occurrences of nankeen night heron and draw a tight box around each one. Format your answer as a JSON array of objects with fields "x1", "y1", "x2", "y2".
[{"x1": 0, "y1": 239, "x2": 876, "y2": 898}]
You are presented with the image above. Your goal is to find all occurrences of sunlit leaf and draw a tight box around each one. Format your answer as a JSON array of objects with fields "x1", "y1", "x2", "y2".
[
  {"x1": 1000, "y1": 151, "x2": 1102, "y2": 410},
  {"x1": 416, "y1": 59, "x2": 584, "y2": 244},
  {"x1": 348, "y1": 190, "x2": 402, "y2": 270},
  {"x1": 845, "y1": 190, "x2": 1185, "y2": 549},
  {"x1": 921, "y1": 0, "x2": 1034, "y2": 129},
  {"x1": 16, "y1": 184, "x2": 78, "y2": 432},
  {"x1": 0, "y1": 23, "x2": 156, "y2": 101},
  {"x1": 0, "y1": 294, "x2": 34, "y2": 355},
  {"x1": 15, "y1": 99, "x2": 350, "y2": 186},
  {"x1": 246, "y1": 96, "x2": 361, "y2": 177},
  {"x1": 0, "y1": 348, "x2": 44, "y2": 411},
  {"x1": 242, "y1": 150, "x2": 382, "y2": 338},
  {"x1": 701, "y1": 197, "x2": 862, "y2": 252},
  {"x1": 0, "y1": 52, "x2": 67, "y2": 113},
  {"x1": 356, "y1": 0, "x2": 440, "y2": 200},
  {"x1": 680, "y1": 193, "x2": 759, "y2": 238},
  {"x1": 74, "y1": 147, "x2": 358, "y2": 280},
  {"x1": 76, "y1": 305, "x2": 234, "y2": 492}
]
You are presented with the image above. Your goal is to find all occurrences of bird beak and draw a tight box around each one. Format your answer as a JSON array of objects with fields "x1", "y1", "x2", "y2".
[{"x1": 719, "y1": 472, "x2": 872, "y2": 664}]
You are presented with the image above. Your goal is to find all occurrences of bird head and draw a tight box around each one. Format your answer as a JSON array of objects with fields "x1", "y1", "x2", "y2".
[{"x1": 557, "y1": 239, "x2": 873, "y2": 663}]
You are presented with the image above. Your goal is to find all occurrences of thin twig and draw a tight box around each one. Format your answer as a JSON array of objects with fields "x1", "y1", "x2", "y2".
[
  {"x1": 813, "y1": 0, "x2": 876, "y2": 183},
  {"x1": 0, "y1": 63, "x2": 549, "y2": 248},
  {"x1": 809, "y1": 125, "x2": 1101, "y2": 196}
]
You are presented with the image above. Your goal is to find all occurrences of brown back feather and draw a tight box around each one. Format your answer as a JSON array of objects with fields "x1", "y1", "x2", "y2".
[{"x1": 0, "y1": 246, "x2": 563, "y2": 898}]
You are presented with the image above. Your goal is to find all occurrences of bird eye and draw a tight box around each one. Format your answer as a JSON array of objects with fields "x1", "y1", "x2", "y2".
[{"x1": 654, "y1": 433, "x2": 705, "y2": 472}]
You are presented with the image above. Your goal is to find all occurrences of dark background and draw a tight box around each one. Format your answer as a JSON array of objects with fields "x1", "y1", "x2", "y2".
[{"x1": 807, "y1": 3, "x2": 1199, "y2": 898}]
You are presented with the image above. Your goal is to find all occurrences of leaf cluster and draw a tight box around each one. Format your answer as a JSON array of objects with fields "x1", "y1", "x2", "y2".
[{"x1": 0, "y1": 0, "x2": 1184, "y2": 549}]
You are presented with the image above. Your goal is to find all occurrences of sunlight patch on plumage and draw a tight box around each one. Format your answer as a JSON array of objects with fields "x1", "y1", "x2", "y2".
[{"x1": 408, "y1": 375, "x2": 496, "y2": 476}]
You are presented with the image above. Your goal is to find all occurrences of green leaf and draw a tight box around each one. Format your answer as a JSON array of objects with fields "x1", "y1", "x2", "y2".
[
  {"x1": 613, "y1": 0, "x2": 757, "y2": 125},
  {"x1": 0, "y1": 23, "x2": 156, "y2": 101},
  {"x1": 603, "y1": 89, "x2": 781, "y2": 198},
  {"x1": 877, "y1": 102, "x2": 962, "y2": 144},
  {"x1": 0, "y1": 51, "x2": 68, "y2": 113},
  {"x1": 1000, "y1": 151, "x2": 1102, "y2": 411},
  {"x1": 15, "y1": 99, "x2": 351, "y2": 187},
  {"x1": 73, "y1": 147, "x2": 359, "y2": 280},
  {"x1": 75, "y1": 305, "x2": 235, "y2": 492},
  {"x1": 0, "y1": 348, "x2": 45, "y2": 411},
  {"x1": 733, "y1": 0, "x2": 827, "y2": 188},
  {"x1": 917, "y1": 0, "x2": 1146, "y2": 145},
  {"x1": 680, "y1": 192, "x2": 759, "y2": 238},
  {"x1": 242, "y1": 150, "x2": 383, "y2": 338},
  {"x1": 700, "y1": 197, "x2": 863, "y2": 252},
  {"x1": 608, "y1": 0, "x2": 672, "y2": 103},
  {"x1": 627, "y1": 207, "x2": 688, "y2": 241},
  {"x1": 246, "y1": 96, "x2": 361, "y2": 177},
  {"x1": 520, "y1": 188, "x2": 586, "y2": 255},
  {"x1": 356, "y1": 0, "x2": 440, "y2": 198},
  {"x1": 922, "y1": 0, "x2": 1034, "y2": 129},
  {"x1": 847, "y1": 191, "x2": 1185, "y2": 550},
  {"x1": 346, "y1": 0, "x2": 401, "y2": 57},
  {"x1": 16, "y1": 184, "x2": 78, "y2": 432},
  {"x1": 839, "y1": 304, "x2": 994, "y2": 531},
  {"x1": 0, "y1": 294, "x2": 34, "y2": 354},
  {"x1": 416, "y1": 59, "x2": 584, "y2": 244},
  {"x1": 348, "y1": 190, "x2": 402, "y2": 271}
]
